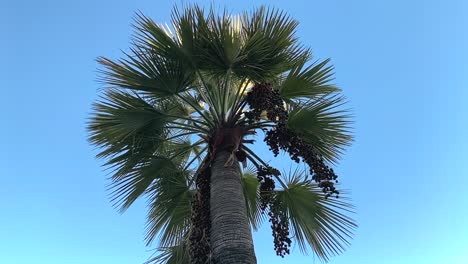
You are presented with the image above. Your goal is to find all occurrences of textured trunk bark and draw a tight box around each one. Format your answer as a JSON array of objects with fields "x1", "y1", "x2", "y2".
[{"x1": 210, "y1": 150, "x2": 257, "y2": 264}]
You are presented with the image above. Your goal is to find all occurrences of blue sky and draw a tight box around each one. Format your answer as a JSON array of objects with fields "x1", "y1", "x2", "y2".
[{"x1": 1, "y1": 0, "x2": 467, "y2": 263}]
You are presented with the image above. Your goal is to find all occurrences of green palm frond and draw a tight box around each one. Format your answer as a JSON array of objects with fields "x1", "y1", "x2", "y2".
[
  {"x1": 145, "y1": 169, "x2": 194, "y2": 247},
  {"x1": 145, "y1": 238, "x2": 190, "y2": 264},
  {"x1": 241, "y1": 170, "x2": 264, "y2": 230},
  {"x1": 97, "y1": 47, "x2": 194, "y2": 98},
  {"x1": 274, "y1": 170, "x2": 356, "y2": 261},
  {"x1": 89, "y1": 90, "x2": 169, "y2": 180},
  {"x1": 287, "y1": 95, "x2": 352, "y2": 163},
  {"x1": 280, "y1": 58, "x2": 340, "y2": 101},
  {"x1": 195, "y1": 9, "x2": 243, "y2": 76},
  {"x1": 89, "y1": 90, "x2": 167, "y2": 148},
  {"x1": 108, "y1": 156, "x2": 178, "y2": 211},
  {"x1": 88, "y1": 90, "x2": 203, "y2": 212},
  {"x1": 235, "y1": 7, "x2": 301, "y2": 81},
  {"x1": 107, "y1": 139, "x2": 200, "y2": 212},
  {"x1": 134, "y1": 11, "x2": 192, "y2": 68}
]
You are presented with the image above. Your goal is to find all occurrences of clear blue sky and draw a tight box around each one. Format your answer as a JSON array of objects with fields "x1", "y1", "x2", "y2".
[{"x1": 1, "y1": 0, "x2": 467, "y2": 263}]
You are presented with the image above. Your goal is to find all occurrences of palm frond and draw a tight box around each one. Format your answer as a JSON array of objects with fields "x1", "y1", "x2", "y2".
[
  {"x1": 241, "y1": 171, "x2": 265, "y2": 230},
  {"x1": 97, "y1": 45, "x2": 194, "y2": 98},
  {"x1": 88, "y1": 90, "x2": 170, "y2": 179},
  {"x1": 196, "y1": 8, "x2": 243, "y2": 77},
  {"x1": 280, "y1": 58, "x2": 340, "y2": 101},
  {"x1": 145, "y1": 238, "x2": 190, "y2": 264},
  {"x1": 108, "y1": 136, "x2": 203, "y2": 212},
  {"x1": 108, "y1": 156, "x2": 179, "y2": 211},
  {"x1": 133, "y1": 12, "x2": 190, "y2": 66},
  {"x1": 99, "y1": 12, "x2": 197, "y2": 99},
  {"x1": 287, "y1": 95, "x2": 353, "y2": 163},
  {"x1": 145, "y1": 169, "x2": 194, "y2": 247},
  {"x1": 88, "y1": 90, "x2": 203, "y2": 212},
  {"x1": 89, "y1": 90, "x2": 167, "y2": 148},
  {"x1": 235, "y1": 7, "x2": 301, "y2": 81},
  {"x1": 274, "y1": 171, "x2": 356, "y2": 261},
  {"x1": 88, "y1": 90, "x2": 199, "y2": 167}
]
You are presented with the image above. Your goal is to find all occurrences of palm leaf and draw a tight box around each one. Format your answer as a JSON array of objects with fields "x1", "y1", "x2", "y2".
[
  {"x1": 97, "y1": 48, "x2": 194, "y2": 98},
  {"x1": 108, "y1": 137, "x2": 201, "y2": 212},
  {"x1": 134, "y1": 12, "x2": 191, "y2": 68},
  {"x1": 108, "y1": 156, "x2": 179, "y2": 211},
  {"x1": 234, "y1": 7, "x2": 301, "y2": 81},
  {"x1": 145, "y1": 238, "x2": 190, "y2": 264},
  {"x1": 280, "y1": 58, "x2": 340, "y2": 100},
  {"x1": 241, "y1": 170, "x2": 265, "y2": 230},
  {"x1": 88, "y1": 90, "x2": 169, "y2": 179},
  {"x1": 287, "y1": 95, "x2": 352, "y2": 163},
  {"x1": 197, "y1": 9, "x2": 243, "y2": 76},
  {"x1": 274, "y1": 171, "x2": 356, "y2": 261},
  {"x1": 145, "y1": 169, "x2": 194, "y2": 247},
  {"x1": 89, "y1": 90, "x2": 167, "y2": 147},
  {"x1": 88, "y1": 90, "x2": 203, "y2": 211}
]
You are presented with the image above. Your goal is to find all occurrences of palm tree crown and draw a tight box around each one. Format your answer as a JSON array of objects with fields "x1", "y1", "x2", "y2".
[{"x1": 88, "y1": 5, "x2": 356, "y2": 264}]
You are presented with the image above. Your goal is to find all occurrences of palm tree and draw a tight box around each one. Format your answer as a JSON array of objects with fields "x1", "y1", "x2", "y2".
[{"x1": 88, "y1": 5, "x2": 356, "y2": 264}]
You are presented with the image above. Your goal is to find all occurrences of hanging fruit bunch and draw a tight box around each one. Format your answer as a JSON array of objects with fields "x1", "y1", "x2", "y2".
[{"x1": 245, "y1": 82, "x2": 341, "y2": 257}]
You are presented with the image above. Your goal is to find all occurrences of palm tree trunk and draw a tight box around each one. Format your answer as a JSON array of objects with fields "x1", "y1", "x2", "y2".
[{"x1": 210, "y1": 150, "x2": 257, "y2": 264}]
